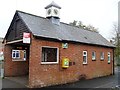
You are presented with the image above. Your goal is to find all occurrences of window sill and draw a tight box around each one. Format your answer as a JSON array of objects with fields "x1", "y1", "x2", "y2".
[
  {"x1": 92, "y1": 59, "x2": 96, "y2": 61},
  {"x1": 83, "y1": 63, "x2": 87, "y2": 65},
  {"x1": 12, "y1": 59, "x2": 26, "y2": 61},
  {"x1": 41, "y1": 62, "x2": 59, "y2": 65}
]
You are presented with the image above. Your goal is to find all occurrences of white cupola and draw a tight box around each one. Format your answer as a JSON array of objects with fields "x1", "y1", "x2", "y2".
[
  {"x1": 45, "y1": 1, "x2": 61, "y2": 18},
  {"x1": 45, "y1": 1, "x2": 61, "y2": 25}
]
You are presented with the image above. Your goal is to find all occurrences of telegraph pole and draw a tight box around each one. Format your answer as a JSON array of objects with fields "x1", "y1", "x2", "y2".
[
  {"x1": 117, "y1": 33, "x2": 120, "y2": 65},
  {"x1": 118, "y1": 1, "x2": 120, "y2": 65},
  {"x1": 117, "y1": 1, "x2": 120, "y2": 87}
]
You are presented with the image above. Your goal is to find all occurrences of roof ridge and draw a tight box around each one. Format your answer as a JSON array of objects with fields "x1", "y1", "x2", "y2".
[{"x1": 16, "y1": 10, "x2": 47, "y2": 20}]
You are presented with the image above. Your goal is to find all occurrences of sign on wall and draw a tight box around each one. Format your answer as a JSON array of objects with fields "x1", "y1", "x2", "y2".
[
  {"x1": 62, "y1": 58, "x2": 69, "y2": 68},
  {"x1": 23, "y1": 33, "x2": 30, "y2": 44},
  {"x1": 62, "y1": 43, "x2": 68, "y2": 49}
]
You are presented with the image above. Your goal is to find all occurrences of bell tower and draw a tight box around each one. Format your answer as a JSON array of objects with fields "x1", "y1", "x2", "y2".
[{"x1": 45, "y1": 1, "x2": 61, "y2": 25}]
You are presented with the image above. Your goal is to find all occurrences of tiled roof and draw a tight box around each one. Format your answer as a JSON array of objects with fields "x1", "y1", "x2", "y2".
[{"x1": 18, "y1": 11, "x2": 115, "y2": 47}]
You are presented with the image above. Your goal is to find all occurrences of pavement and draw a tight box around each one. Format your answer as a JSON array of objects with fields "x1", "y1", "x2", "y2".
[
  {"x1": 2, "y1": 78, "x2": 27, "y2": 89},
  {"x1": 0, "y1": 66, "x2": 120, "y2": 89}
]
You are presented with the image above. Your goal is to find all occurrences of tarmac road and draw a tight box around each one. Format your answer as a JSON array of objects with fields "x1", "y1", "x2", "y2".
[{"x1": 1, "y1": 66, "x2": 120, "y2": 89}]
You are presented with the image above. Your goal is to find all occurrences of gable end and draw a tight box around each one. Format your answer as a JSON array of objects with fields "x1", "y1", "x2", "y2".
[{"x1": 5, "y1": 12, "x2": 30, "y2": 42}]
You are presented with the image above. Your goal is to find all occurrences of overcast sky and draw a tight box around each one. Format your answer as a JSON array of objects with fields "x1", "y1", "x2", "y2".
[{"x1": 0, "y1": 0, "x2": 119, "y2": 40}]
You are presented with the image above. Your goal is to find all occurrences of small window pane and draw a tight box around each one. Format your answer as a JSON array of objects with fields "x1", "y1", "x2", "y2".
[
  {"x1": 16, "y1": 51, "x2": 20, "y2": 58},
  {"x1": 100, "y1": 52, "x2": 104, "y2": 60},
  {"x1": 12, "y1": 51, "x2": 16, "y2": 58},
  {"x1": 92, "y1": 52, "x2": 96, "y2": 60},
  {"x1": 83, "y1": 52, "x2": 86, "y2": 56},
  {"x1": 83, "y1": 56, "x2": 87, "y2": 62}
]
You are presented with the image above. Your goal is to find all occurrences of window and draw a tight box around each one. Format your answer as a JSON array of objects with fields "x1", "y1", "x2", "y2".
[
  {"x1": 83, "y1": 51, "x2": 87, "y2": 64},
  {"x1": 92, "y1": 51, "x2": 96, "y2": 60},
  {"x1": 108, "y1": 52, "x2": 110, "y2": 63},
  {"x1": 12, "y1": 50, "x2": 20, "y2": 59},
  {"x1": 12, "y1": 50, "x2": 26, "y2": 61},
  {"x1": 23, "y1": 50, "x2": 26, "y2": 61},
  {"x1": 100, "y1": 52, "x2": 104, "y2": 60},
  {"x1": 41, "y1": 47, "x2": 59, "y2": 64}
]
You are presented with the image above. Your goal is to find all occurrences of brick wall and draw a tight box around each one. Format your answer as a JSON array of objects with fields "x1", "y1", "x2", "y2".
[
  {"x1": 4, "y1": 45, "x2": 29, "y2": 76},
  {"x1": 29, "y1": 37, "x2": 114, "y2": 88}
]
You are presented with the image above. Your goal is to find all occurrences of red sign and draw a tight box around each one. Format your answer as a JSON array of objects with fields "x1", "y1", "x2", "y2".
[
  {"x1": 23, "y1": 33, "x2": 30, "y2": 38},
  {"x1": 23, "y1": 33, "x2": 30, "y2": 44}
]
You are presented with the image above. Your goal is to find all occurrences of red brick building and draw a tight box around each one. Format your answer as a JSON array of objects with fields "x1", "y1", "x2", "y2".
[{"x1": 3, "y1": 2, "x2": 115, "y2": 88}]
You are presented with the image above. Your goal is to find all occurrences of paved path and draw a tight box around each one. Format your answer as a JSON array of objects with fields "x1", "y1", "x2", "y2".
[{"x1": 2, "y1": 78, "x2": 27, "y2": 88}]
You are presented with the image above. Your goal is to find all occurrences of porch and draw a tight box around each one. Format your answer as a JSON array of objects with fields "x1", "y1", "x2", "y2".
[{"x1": 4, "y1": 39, "x2": 30, "y2": 87}]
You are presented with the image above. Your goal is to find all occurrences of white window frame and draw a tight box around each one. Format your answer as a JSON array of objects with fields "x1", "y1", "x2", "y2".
[
  {"x1": 83, "y1": 51, "x2": 87, "y2": 64},
  {"x1": 12, "y1": 50, "x2": 20, "y2": 59},
  {"x1": 41, "y1": 46, "x2": 59, "y2": 64},
  {"x1": 108, "y1": 52, "x2": 110, "y2": 63},
  {"x1": 100, "y1": 52, "x2": 104, "y2": 60},
  {"x1": 12, "y1": 50, "x2": 27, "y2": 61},
  {"x1": 92, "y1": 51, "x2": 96, "y2": 60}
]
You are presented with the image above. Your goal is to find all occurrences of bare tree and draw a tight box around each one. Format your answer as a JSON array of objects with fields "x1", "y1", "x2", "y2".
[
  {"x1": 69, "y1": 20, "x2": 77, "y2": 26},
  {"x1": 111, "y1": 22, "x2": 118, "y2": 45},
  {"x1": 111, "y1": 22, "x2": 120, "y2": 65},
  {"x1": 86, "y1": 24, "x2": 99, "y2": 33}
]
